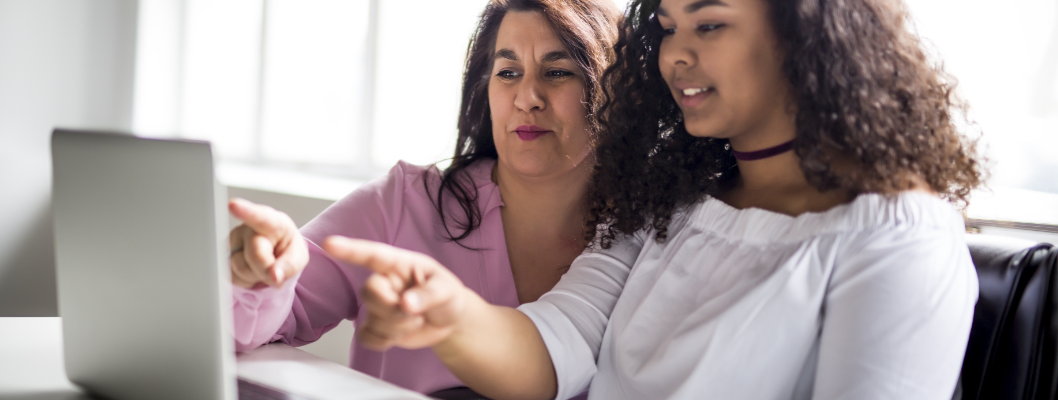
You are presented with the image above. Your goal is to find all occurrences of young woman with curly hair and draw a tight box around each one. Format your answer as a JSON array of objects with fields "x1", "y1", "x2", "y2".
[{"x1": 322, "y1": 0, "x2": 986, "y2": 398}]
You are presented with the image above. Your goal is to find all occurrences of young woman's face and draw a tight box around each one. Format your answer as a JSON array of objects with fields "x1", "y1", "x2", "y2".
[
  {"x1": 656, "y1": 0, "x2": 791, "y2": 141},
  {"x1": 489, "y1": 11, "x2": 592, "y2": 179}
]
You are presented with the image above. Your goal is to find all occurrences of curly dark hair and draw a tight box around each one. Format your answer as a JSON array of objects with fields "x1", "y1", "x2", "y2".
[
  {"x1": 586, "y1": 0, "x2": 985, "y2": 248},
  {"x1": 426, "y1": 0, "x2": 621, "y2": 247}
]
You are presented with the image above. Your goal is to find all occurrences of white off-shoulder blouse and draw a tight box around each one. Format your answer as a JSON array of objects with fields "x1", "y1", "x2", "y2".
[{"x1": 518, "y1": 192, "x2": 978, "y2": 400}]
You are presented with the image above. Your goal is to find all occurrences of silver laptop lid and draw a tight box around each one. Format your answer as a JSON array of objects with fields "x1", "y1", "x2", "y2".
[{"x1": 51, "y1": 129, "x2": 235, "y2": 400}]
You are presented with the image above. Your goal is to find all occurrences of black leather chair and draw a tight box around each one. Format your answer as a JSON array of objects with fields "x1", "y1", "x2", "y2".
[{"x1": 961, "y1": 234, "x2": 1058, "y2": 400}]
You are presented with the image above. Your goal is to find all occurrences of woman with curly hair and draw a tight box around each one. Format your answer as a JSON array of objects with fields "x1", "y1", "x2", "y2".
[{"x1": 323, "y1": 0, "x2": 986, "y2": 398}]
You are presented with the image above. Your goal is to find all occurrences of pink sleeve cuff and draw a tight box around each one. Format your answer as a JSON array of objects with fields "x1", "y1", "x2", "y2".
[{"x1": 231, "y1": 271, "x2": 302, "y2": 352}]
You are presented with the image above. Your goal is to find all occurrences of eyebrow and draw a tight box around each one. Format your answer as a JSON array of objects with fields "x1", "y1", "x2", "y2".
[
  {"x1": 656, "y1": 0, "x2": 729, "y2": 17},
  {"x1": 495, "y1": 49, "x2": 518, "y2": 61},
  {"x1": 541, "y1": 50, "x2": 571, "y2": 63},
  {"x1": 493, "y1": 49, "x2": 572, "y2": 63}
]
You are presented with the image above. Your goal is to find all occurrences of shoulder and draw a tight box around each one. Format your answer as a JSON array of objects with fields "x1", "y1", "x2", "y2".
[
  {"x1": 379, "y1": 160, "x2": 436, "y2": 194},
  {"x1": 829, "y1": 192, "x2": 976, "y2": 291},
  {"x1": 685, "y1": 192, "x2": 965, "y2": 244},
  {"x1": 298, "y1": 160, "x2": 445, "y2": 243},
  {"x1": 813, "y1": 192, "x2": 969, "y2": 263},
  {"x1": 329, "y1": 161, "x2": 425, "y2": 210},
  {"x1": 300, "y1": 159, "x2": 504, "y2": 253},
  {"x1": 838, "y1": 191, "x2": 967, "y2": 240},
  {"x1": 350, "y1": 158, "x2": 493, "y2": 203},
  {"x1": 393, "y1": 158, "x2": 498, "y2": 205}
]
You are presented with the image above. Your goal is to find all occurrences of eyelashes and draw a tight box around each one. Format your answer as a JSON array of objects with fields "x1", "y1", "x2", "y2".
[
  {"x1": 661, "y1": 23, "x2": 726, "y2": 36},
  {"x1": 697, "y1": 23, "x2": 724, "y2": 33},
  {"x1": 496, "y1": 70, "x2": 520, "y2": 79},
  {"x1": 494, "y1": 69, "x2": 576, "y2": 80}
]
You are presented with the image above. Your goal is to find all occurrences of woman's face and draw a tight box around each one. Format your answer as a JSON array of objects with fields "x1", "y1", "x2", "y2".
[
  {"x1": 656, "y1": 0, "x2": 792, "y2": 143},
  {"x1": 489, "y1": 11, "x2": 592, "y2": 179}
]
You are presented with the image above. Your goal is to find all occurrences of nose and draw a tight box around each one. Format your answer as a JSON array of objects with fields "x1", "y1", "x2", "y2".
[
  {"x1": 658, "y1": 31, "x2": 697, "y2": 70},
  {"x1": 513, "y1": 73, "x2": 546, "y2": 113}
]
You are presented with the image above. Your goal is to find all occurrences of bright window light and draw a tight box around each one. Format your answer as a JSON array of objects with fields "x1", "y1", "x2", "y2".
[
  {"x1": 907, "y1": 0, "x2": 1058, "y2": 193},
  {"x1": 180, "y1": 0, "x2": 263, "y2": 160},
  {"x1": 371, "y1": 0, "x2": 490, "y2": 170},
  {"x1": 133, "y1": 0, "x2": 1057, "y2": 227},
  {"x1": 132, "y1": 0, "x2": 183, "y2": 138},
  {"x1": 904, "y1": 0, "x2": 1058, "y2": 224},
  {"x1": 259, "y1": 0, "x2": 371, "y2": 166}
]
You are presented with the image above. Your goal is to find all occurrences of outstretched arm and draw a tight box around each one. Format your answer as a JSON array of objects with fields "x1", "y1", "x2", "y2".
[{"x1": 323, "y1": 237, "x2": 558, "y2": 400}]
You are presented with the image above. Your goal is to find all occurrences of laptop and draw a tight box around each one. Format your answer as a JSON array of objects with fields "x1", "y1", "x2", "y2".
[{"x1": 50, "y1": 129, "x2": 431, "y2": 400}]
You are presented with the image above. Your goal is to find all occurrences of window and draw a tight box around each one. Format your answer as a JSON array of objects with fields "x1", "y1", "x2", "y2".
[
  {"x1": 133, "y1": 0, "x2": 489, "y2": 183},
  {"x1": 134, "y1": 0, "x2": 1057, "y2": 231},
  {"x1": 904, "y1": 0, "x2": 1058, "y2": 229}
]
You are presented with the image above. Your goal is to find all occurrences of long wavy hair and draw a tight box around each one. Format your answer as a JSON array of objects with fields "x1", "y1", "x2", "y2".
[
  {"x1": 427, "y1": 0, "x2": 621, "y2": 246},
  {"x1": 587, "y1": 0, "x2": 985, "y2": 248}
]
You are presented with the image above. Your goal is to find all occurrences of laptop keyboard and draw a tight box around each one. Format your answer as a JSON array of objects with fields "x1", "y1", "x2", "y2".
[{"x1": 238, "y1": 378, "x2": 312, "y2": 400}]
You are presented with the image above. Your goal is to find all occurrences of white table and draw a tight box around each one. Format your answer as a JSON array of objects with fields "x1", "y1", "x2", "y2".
[{"x1": 0, "y1": 317, "x2": 431, "y2": 400}]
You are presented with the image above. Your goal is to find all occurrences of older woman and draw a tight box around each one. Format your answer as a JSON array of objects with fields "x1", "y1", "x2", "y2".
[
  {"x1": 333, "y1": 0, "x2": 985, "y2": 399},
  {"x1": 226, "y1": 0, "x2": 621, "y2": 395}
]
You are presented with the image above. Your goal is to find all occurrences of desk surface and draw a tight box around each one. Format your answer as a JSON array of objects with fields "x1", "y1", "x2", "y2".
[{"x1": 0, "y1": 317, "x2": 431, "y2": 400}]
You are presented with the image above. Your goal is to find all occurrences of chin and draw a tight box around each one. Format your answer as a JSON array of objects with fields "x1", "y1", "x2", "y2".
[
  {"x1": 682, "y1": 120, "x2": 726, "y2": 138},
  {"x1": 506, "y1": 157, "x2": 559, "y2": 177}
]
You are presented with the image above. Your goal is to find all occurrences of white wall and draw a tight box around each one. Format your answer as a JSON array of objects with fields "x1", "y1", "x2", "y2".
[{"x1": 0, "y1": 0, "x2": 138, "y2": 316}]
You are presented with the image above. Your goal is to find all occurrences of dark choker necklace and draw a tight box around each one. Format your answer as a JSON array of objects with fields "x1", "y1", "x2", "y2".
[{"x1": 731, "y1": 139, "x2": 795, "y2": 161}]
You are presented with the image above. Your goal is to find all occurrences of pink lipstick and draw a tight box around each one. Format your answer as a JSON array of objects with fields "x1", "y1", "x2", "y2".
[{"x1": 515, "y1": 125, "x2": 551, "y2": 141}]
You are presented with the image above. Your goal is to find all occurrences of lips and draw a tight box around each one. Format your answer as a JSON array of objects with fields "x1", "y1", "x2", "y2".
[
  {"x1": 678, "y1": 87, "x2": 714, "y2": 108},
  {"x1": 671, "y1": 79, "x2": 716, "y2": 109},
  {"x1": 514, "y1": 125, "x2": 552, "y2": 141}
]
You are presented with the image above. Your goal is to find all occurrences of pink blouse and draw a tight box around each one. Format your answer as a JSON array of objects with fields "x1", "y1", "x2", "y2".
[{"x1": 231, "y1": 159, "x2": 519, "y2": 394}]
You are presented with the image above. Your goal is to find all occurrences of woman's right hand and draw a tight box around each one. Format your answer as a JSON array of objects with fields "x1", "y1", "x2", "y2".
[
  {"x1": 228, "y1": 198, "x2": 309, "y2": 289},
  {"x1": 324, "y1": 236, "x2": 557, "y2": 399},
  {"x1": 322, "y1": 236, "x2": 472, "y2": 351}
]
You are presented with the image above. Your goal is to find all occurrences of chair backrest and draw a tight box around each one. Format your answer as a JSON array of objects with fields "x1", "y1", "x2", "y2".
[{"x1": 962, "y1": 234, "x2": 1058, "y2": 400}]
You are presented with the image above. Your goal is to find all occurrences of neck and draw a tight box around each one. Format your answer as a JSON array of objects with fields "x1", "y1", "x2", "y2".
[
  {"x1": 493, "y1": 159, "x2": 592, "y2": 236},
  {"x1": 720, "y1": 109, "x2": 851, "y2": 216},
  {"x1": 733, "y1": 150, "x2": 808, "y2": 191},
  {"x1": 727, "y1": 111, "x2": 804, "y2": 192}
]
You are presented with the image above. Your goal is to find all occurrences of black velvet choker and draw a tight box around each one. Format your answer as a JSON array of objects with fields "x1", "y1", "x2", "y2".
[{"x1": 731, "y1": 139, "x2": 795, "y2": 161}]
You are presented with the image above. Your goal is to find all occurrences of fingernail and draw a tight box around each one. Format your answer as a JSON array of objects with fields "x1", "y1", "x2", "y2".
[
  {"x1": 273, "y1": 268, "x2": 285, "y2": 285},
  {"x1": 326, "y1": 235, "x2": 348, "y2": 246},
  {"x1": 323, "y1": 236, "x2": 340, "y2": 250},
  {"x1": 403, "y1": 292, "x2": 420, "y2": 312}
]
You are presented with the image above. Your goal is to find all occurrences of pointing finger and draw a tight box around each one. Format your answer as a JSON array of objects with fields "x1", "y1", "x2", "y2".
[
  {"x1": 323, "y1": 236, "x2": 436, "y2": 276},
  {"x1": 228, "y1": 198, "x2": 289, "y2": 240}
]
